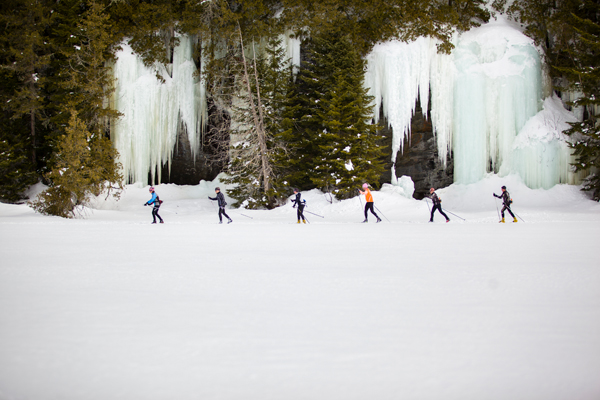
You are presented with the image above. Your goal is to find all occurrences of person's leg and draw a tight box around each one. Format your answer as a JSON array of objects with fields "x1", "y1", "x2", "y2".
[
  {"x1": 368, "y1": 203, "x2": 380, "y2": 220},
  {"x1": 364, "y1": 203, "x2": 369, "y2": 220},
  {"x1": 506, "y1": 206, "x2": 515, "y2": 219},
  {"x1": 438, "y1": 207, "x2": 449, "y2": 221},
  {"x1": 156, "y1": 207, "x2": 163, "y2": 222},
  {"x1": 430, "y1": 205, "x2": 436, "y2": 222},
  {"x1": 221, "y1": 207, "x2": 232, "y2": 222},
  {"x1": 218, "y1": 207, "x2": 223, "y2": 222},
  {"x1": 297, "y1": 208, "x2": 302, "y2": 222},
  {"x1": 152, "y1": 208, "x2": 158, "y2": 223}
]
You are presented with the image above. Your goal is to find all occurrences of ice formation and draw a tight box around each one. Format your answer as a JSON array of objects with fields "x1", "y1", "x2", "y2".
[
  {"x1": 111, "y1": 34, "x2": 301, "y2": 185},
  {"x1": 110, "y1": 16, "x2": 580, "y2": 190},
  {"x1": 110, "y1": 35, "x2": 206, "y2": 184},
  {"x1": 365, "y1": 16, "x2": 581, "y2": 189}
]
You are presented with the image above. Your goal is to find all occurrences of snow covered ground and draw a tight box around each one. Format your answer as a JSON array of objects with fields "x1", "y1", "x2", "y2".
[{"x1": 1, "y1": 175, "x2": 600, "y2": 400}]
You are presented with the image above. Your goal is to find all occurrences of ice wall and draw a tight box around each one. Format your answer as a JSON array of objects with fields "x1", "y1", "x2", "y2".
[
  {"x1": 365, "y1": 16, "x2": 579, "y2": 189},
  {"x1": 510, "y1": 95, "x2": 583, "y2": 188},
  {"x1": 110, "y1": 35, "x2": 206, "y2": 184}
]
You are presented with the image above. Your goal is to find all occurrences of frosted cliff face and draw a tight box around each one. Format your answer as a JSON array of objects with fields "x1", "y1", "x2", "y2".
[
  {"x1": 365, "y1": 16, "x2": 580, "y2": 189},
  {"x1": 111, "y1": 36, "x2": 206, "y2": 185},
  {"x1": 111, "y1": 18, "x2": 579, "y2": 190}
]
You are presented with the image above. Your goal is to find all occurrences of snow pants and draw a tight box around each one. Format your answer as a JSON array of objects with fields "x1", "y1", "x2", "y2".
[
  {"x1": 364, "y1": 202, "x2": 379, "y2": 220},
  {"x1": 297, "y1": 205, "x2": 306, "y2": 221},
  {"x1": 501, "y1": 205, "x2": 515, "y2": 219},
  {"x1": 430, "y1": 204, "x2": 449, "y2": 222},
  {"x1": 152, "y1": 206, "x2": 163, "y2": 223},
  {"x1": 218, "y1": 206, "x2": 231, "y2": 222}
]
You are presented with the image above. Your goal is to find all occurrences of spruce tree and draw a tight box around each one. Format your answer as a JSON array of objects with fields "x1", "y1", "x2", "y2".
[
  {"x1": 559, "y1": 9, "x2": 600, "y2": 200},
  {"x1": 281, "y1": 27, "x2": 384, "y2": 200},
  {"x1": 33, "y1": 1, "x2": 123, "y2": 217},
  {"x1": 222, "y1": 31, "x2": 291, "y2": 209},
  {"x1": 504, "y1": 0, "x2": 600, "y2": 200}
]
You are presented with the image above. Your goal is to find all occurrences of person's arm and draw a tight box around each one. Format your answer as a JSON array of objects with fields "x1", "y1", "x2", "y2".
[{"x1": 146, "y1": 193, "x2": 157, "y2": 205}]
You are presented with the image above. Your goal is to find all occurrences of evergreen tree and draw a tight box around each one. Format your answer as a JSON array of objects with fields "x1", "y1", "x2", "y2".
[
  {"x1": 559, "y1": 9, "x2": 600, "y2": 200},
  {"x1": 33, "y1": 1, "x2": 123, "y2": 216},
  {"x1": 503, "y1": 0, "x2": 600, "y2": 199},
  {"x1": 281, "y1": 27, "x2": 384, "y2": 200},
  {"x1": 0, "y1": 0, "x2": 50, "y2": 166},
  {"x1": 31, "y1": 111, "x2": 122, "y2": 217},
  {"x1": 222, "y1": 31, "x2": 291, "y2": 209}
]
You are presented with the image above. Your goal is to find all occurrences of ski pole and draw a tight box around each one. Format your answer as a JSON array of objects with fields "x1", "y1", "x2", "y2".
[
  {"x1": 304, "y1": 215, "x2": 310, "y2": 224},
  {"x1": 494, "y1": 197, "x2": 501, "y2": 221},
  {"x1": 237, "y1": 212, "x2": 253, "y2": 219},
  {"x1": 425, "y1": 197, "x2": 431, "y2": 213},
  {"x1": 441, "y1": 208, "x2": 466, "y2": 221},
  {"x1": 375, "y1": 206, "x2": 391, "y2": 222},
  {"x1": 304, "y1": 210, "x2": 324, "y2": 218}
]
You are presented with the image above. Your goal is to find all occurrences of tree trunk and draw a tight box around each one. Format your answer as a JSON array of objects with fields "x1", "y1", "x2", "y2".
[{"x1": 237, "y1": 24, "x2": 272, "y2": 195}]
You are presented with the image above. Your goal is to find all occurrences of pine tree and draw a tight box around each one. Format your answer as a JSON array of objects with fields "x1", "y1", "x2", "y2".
[
  {"x1": 503, "y1": 0, "x2": 600, "y2": 200},
  {"x1": 31, "y1": 111, "x2": 122, "y2": 217},
  {"x1": 222, "y1": 29, "x2": 291, "y2": 209},
  {"x1": 33, "y1": 1, "x2": 123, "y2": 216},
  {"x1": 559, "y1": 8, "x2": 600, "y2": 200},
  {"x1": 0, "y1": 0, "x2": 51, "y2": 166},
  {"x1": 281, "y1": 27, "x2": 384, "y2": 200}
]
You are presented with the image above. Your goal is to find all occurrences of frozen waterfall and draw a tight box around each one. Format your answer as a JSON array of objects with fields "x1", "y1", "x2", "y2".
[
  {"x1": 365, "y1": 16, "x2": 581, "y2": 189},
  {"x1": 110, "y1": 35, "x2": 206, "y2": 185}
]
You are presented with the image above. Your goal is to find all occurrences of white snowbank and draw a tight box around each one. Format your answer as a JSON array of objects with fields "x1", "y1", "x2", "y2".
[{"x1": 1, "y1": 179, "x2": 599, "y2": 400}]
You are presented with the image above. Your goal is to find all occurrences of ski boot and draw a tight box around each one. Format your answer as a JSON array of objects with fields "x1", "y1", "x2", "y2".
[
  {"x1": 500, "y1": 218, "x2": 505, "y2": 223},
  {"x1": 297, "y1": 220, "x2": 301, "y2": 224},
  {"x1": 228, "y1": 219, "x2": 233, "y2": 224},
  {"x1": 376, "y1": 217, "x2": 382, "y2": 223},
  {"x1": 302, "y1": 219, "x2": 306, "y2": 224},
  {"x1": 362, "y1": 219, "x2": 368, "y2": 223},
  {"x1": 446, "y1": 219, "x2": 450, "y2": 223},
  {"x1": 513, "y1": 217, "x2": 518, "y2": 223}
]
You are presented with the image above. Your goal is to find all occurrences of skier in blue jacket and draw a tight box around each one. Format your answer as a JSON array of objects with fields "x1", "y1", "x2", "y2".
[{"x1": 144, "y1": 186, "x2": 163, "y2": 224}]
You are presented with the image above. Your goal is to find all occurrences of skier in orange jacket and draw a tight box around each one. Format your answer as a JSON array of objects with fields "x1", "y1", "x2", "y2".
[{"x1": 358, "y1": 183, "x2": 381, "y2": 223}]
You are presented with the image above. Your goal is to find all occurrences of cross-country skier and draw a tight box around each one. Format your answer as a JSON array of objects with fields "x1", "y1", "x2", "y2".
[
  {"x1": 291, "y1": 188, "x2": 307, "y2": 224},
  {"x1": 358, "y1": 183, "x2": 381, "y2": 223},
  {"x1": 208, "y1": 187, "x2": 232, "y2": 224},
  {"x1": 493, "y1": 185, "x2": 517, "y2": 223},
  {"x1": 429, "y1": 187, "x2": 450, "y2": 223},
  {"x1": 144, "y1": 186, "x2": 164, "y2": 224}
]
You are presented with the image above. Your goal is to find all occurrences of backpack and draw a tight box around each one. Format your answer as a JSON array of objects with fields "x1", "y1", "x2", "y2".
[{"x1": 156, "y1": 195, "x2": 163, "y2": 205}]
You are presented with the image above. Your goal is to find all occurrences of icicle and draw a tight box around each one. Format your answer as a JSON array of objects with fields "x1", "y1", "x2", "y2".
[
  {"x1": 281, "y1": 32, "x2": 301, "y2": 75},
  {"x1": 110, "y1": 35, "x2": 206, "y2": 184},
  {"x1": 365, "y1": 37, "x2": 437, "y2": 182}
]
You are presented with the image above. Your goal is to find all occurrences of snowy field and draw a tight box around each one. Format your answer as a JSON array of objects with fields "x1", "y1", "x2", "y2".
[{"x1": 1, "y1": 175, "x2": 600, "y2": 400}]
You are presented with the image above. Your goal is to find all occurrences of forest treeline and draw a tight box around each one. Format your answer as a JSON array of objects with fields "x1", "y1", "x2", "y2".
[{"x1": 0, "y1": 0, "x2": 598, "y2": 216}]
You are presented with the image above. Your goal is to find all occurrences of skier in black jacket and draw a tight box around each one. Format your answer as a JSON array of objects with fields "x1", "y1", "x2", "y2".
[
  {"x1": 291, "y1": 188, "x2": 306, "y2": 224},
  {"x1": 493, "y1": 185, "x2": 517, "y2": 223},
  {"x1": 429, "y1": 187, "x2": 450, "y2": 223},
  {"x1": 208, "y1": 187, "x2": 232, "y2": 224}
]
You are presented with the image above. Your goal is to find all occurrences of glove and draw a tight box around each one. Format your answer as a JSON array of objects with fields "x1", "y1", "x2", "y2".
[{"x1": 144, "y1": 203, "x2": 147, "y2": 206}]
